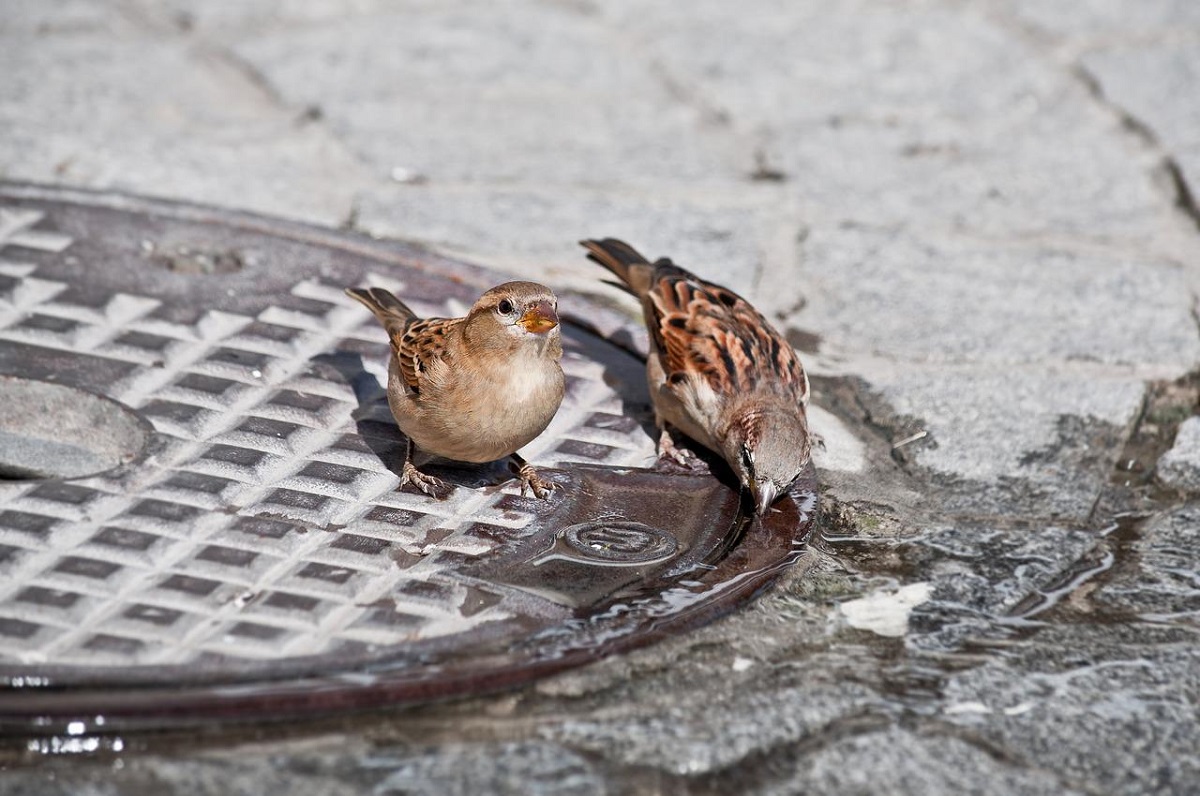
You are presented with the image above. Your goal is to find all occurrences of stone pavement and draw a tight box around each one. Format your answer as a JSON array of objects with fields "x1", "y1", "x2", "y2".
[{"x1": 3, "y1": 1, "x2": 1200, "y2": 793}]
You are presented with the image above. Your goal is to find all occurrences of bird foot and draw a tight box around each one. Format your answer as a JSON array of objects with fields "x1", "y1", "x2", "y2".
[
  {"x1": 516, "y1": 462, "x2": 558, "y2": 500},
  {"x1": 400, "y1": 461, "x2": 453, "y2": 499},
  {"x1": 657, "y1": 429, "x2": 704, "y2": 470},
  {"x1": 810, "y1": 431, "x2": 826, "y2": 452}
]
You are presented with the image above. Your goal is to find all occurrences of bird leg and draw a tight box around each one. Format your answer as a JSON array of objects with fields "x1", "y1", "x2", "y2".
[
  {"x1": 399, "y1": 438, "x2": 453, "y2": 499},
  {"x1": 509, "y1": 452, "x2": 557, "y2": 499},
  {"x1": 656, "y1": 425, "x2": 702, "y2": 469}
]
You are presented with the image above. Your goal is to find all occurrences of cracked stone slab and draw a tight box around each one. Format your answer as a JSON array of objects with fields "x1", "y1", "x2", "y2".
[
  {"x1": 228, "y1": 4, "x2": 744, "y2": 187},
  {"x1": 865, "y1": 366, "x2": 1145, "y2": 520},
  {"x1": 792, "y1": 726, "x2": 1083, "y2": 796},
  {"x1": 1157, "y1": 417, "x2": 1200, "y2": 493},
  {"x1": 0, "y1": 34, "x2": 368, "y2": 226},
  {"x1": 353, "y1": 183, "x2": 792, "y2": 301},
  {"x1": 596, "y1": 0, "x2": 1041, "y2": 128},
  {"x1": 783, "y1": 115, "x2": 1172, "y2": 246},
  {"x1": 796, "y1": 228, "x2": 1200, "y2": 370},
  {"x1": 0, "y1": 0, "x2": 137, "y2": 36},
  {"x1": 544, "y1": 677, "x2": 881, "y2": 776},
  {"x1": 1001, "y1": 0, "x2": 1200, "y2": 40},
  {"x1": 895, "y1": 523, "x2": 1102, "y2": 652},
  {"x1": 808, "y1": 405, "x2": 867, "y2": 475},
  {"x1": 118, "y1": 0, "x2": 411, "y2": 33},
  {"x1": 1081, "y1": 40, "x2": 1200, "y2": 192},
  {"x1": 4, "y1": 740, "x2": 612, "y2": 796},
  {"x1": 1091, "y1": 503, "x2": 1200, "y2": 620},
  {"x1": 597, "y1": 0, "x2": 1177, "y2": 246},
  {"x1": 941, "y1": 623, "x2": 1200, "y2": 796}
]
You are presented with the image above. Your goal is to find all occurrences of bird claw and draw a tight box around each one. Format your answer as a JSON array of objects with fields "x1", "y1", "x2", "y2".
[
  {"x1": 400, "y1": 461, "x2": 453, "y2": 499},
  {"x1": 657, "y1": 429, "x2": 703, "y2": 470},
  {"x1": 516, "y1": 463, "x2": 557, "y2": 500}
]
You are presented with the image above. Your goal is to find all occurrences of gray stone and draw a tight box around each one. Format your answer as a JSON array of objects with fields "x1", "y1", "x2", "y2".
[
  {"x1": 794, "y1": 727, "x2": 1082, "y2": 796},
  {"x1": 0, "y1": 0, "x2": 135, "y2": 36},
  {"x1": 354, "y1": 182, "x2": 794, "y2": 302},
  {"x1": 546, "y1": 677, "x2": 880, "y2": 776},
  {"x1": 127, "y1": 0, "x2": 413, "y2": 33},
  {"x1": 1002, "y1": 0, "x2": 1200, "y2": 40},
  {"x1": 796, "y1": 227, "x2": 1200, "y2": 369},
  {"x1": 1158, "y1": 417, "x2": 1200, "y2": 492},
  {"x1": 942, "y1": 623, "x2": 1200, "y2": 796},
  {"x1": 1181, "y1": 150, "x2": 1200, "y2": 210},
  {"x1": 865, "y1": 366, "x2": 1145, "y2": 520},
  {"x1": 777, "y1": 117, "x2": 1174, "y2": 250},
  {"x1": 1092, "y1": 504, "x2": 1200, "y2": 619},
  {"x1": 0, "y1": 755, "x2": 367, "y2": 796},
  {"x1": 596, "y1": 0, "x2": 1035, "y2": 128},
  {"x1": 0, "y1": 34, "x2": 369, "y2": 225},
  {"x1": 1082, "y1": 40, "x2": 1200, "y2": 191},
  {"x1": 1086, "y1": 41, "x2": 1200, "y2": 142},
  {"x1": 365, "y1": 743, "x2": 611, "y2": 796},
  {"x1": 904, "y1": 524, "x2": 1101, "y2": 650},
  {"x1": 230, "y1": 5, "x2": 744, "y2": 186},
  {"x1": 597, "y1": 0, "x2": 1176, "y2": 247}
]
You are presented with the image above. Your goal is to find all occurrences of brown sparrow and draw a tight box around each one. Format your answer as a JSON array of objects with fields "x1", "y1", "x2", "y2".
[
  {"x1": 582, "y1": 238, "x2": 813, "y2": 515},
  {"x1": 345, "y1": 282, "x2": 565, "y2": 499}
]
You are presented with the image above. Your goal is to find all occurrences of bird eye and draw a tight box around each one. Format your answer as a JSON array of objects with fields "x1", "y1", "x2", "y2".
[
  {"x1": 740, "y1": 444, "x2": 754, "y2": 470},
  {"x1": 497, "y1": 299, "x2": 514, "y2": 315}
]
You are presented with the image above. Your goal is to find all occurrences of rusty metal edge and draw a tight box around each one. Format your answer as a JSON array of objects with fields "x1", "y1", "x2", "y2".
[{"x1": 0, "y1": 470, "x2": 814, "y2": 734}]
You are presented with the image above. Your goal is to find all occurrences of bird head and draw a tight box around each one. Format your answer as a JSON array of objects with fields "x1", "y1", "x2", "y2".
[
  {"x1": 467, "y1": 281, "x2": 562, "y2": 354},
  {"x1": 723, "y1": 405, "x2": 812, "y2": 515}
]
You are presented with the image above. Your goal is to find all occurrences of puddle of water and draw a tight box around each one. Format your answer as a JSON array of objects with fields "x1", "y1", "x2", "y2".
[
  {"x1": 811, "y1": 507, "x2": 1164, "y2": 724},
  {"x1": 999, "y1": 515, "x2": 1144, "y2": 630}
]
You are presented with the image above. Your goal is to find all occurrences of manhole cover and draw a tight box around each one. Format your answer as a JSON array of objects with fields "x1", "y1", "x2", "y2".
[{"x1": 0, "y1": 183, "x2": 816, "y2": 733}]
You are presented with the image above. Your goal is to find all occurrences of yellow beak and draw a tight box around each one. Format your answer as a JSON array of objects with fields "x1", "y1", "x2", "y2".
[{"x1": 517, "y1": 300, "x2": 559, "y2": 334}]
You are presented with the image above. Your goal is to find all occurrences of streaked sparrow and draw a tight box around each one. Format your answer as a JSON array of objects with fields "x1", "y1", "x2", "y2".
[
  {"x1": 582, "y1": 238, "x2": 813, "y2": 514},
  {"x1": 345, "y1": 282, "x2": 565, "y2": 499}
]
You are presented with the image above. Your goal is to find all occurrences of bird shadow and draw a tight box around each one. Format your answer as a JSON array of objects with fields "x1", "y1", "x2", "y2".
[
  {"x1": 588, "y1": 325, "x2": 661, "y2": 444},
  {"x1": 573, "y1": 323, "x2": 727, "y2": 481},
  {"x1": 312, "y1": 351, "x2": 513, "y2": 491}
]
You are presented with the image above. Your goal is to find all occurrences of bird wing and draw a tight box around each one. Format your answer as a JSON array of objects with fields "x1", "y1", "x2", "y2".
[
  {"x1": 646, "y1": 263, "x2": 809, "y2": 405},
  {"x1": 346, "y1": 286, "x2": 460, "y2": 396},
  {"x1": 394, "y1": 317, "x2": 460, "y2": 395}
]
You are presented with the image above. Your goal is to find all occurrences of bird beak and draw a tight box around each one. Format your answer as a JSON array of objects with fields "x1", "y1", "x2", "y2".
[
  {"x1": 517, "y1": 300, "x2": 559, "y2": 334},
  {"x1": 751, "y1": 478, "x2": 778, "y2": 516}
]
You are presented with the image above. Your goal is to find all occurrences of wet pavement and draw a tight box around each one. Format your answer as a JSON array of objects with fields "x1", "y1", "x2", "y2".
[{"x1": 2, "y1": 1, "x2": 1200, "y2": 794}]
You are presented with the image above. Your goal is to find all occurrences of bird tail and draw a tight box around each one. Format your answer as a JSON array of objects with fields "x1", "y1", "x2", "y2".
[
  {"x1": 580, "y1": 238, "x2": 656, "y2": 297},
  {"x1": 345, "y1": 286, "x2": 416, "y2": 338}
]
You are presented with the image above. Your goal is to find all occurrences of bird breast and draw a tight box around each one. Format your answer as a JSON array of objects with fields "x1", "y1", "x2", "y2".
[{"x1": 389, "y1": 346, "x2": 565, "y2": 464}]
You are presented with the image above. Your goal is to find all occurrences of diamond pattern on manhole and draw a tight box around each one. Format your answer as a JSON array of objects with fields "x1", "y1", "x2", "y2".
[{"x1": 0, "y1": 184, "x2": 816, "y2": 731}]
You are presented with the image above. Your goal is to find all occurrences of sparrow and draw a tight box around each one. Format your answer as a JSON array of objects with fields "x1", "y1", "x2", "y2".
[
  {"x1": 581, "y1": 238, "x2": 813, "y2": 515},
  {"x1": 345, "y1": 281, "x2": 565, "y2": 499}
]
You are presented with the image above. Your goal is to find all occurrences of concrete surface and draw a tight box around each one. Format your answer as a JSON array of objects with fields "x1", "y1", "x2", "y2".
[
  {"x1": 2, "y1": 0, "x2": 1199, "y2": 793},
  {"x1": 1158, "y1": 416, "x2": 1200, "y2": 492}
]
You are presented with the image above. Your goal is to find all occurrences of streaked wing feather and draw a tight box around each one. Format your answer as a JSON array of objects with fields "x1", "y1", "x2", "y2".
[
  {"x1": 648, "y1": 267, "x2": 808, "y2": 404},
  {"x1": 394, "y1": 317, "x2": 458, "y2": 393}
]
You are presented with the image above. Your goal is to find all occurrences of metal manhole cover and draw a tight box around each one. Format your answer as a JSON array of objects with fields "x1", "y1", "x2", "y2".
[{"x1": 0, "y1": 183, "x2": 816, "y2": 733}]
